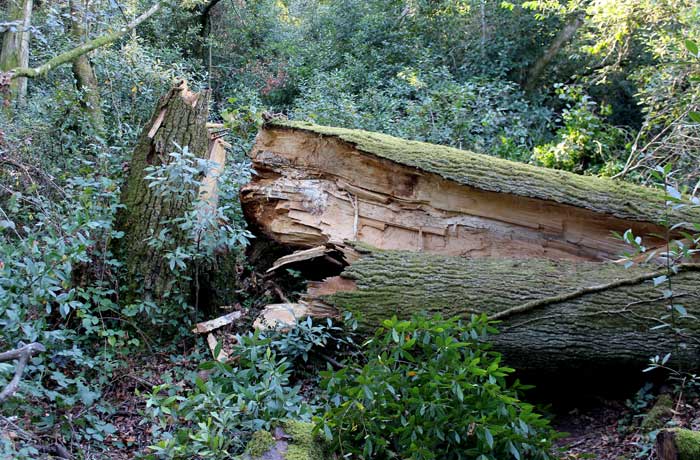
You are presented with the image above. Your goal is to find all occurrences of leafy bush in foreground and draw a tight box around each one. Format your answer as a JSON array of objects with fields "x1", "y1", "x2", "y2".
[
  {"x1": 143, "y1": 331, "x2": 314, "y2": 459},
  {"x1": 317, "y1": 314, "x2": 557, "y2": 460}
]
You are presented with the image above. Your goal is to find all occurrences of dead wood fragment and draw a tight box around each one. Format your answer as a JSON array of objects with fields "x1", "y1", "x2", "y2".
[
  {"x1": 253, "y1": 303, "x2": 312, "y2": 330},
  {"x1": 267, "y1": 246, "x2": 332, "y2": 273},
  {"x1": 192, "y1": 309, "x2": 246, "y2": 334},
  {"x1": 206, "y1": 333, "x2": 230, "y2": 362},
  {"x1": 266, "y1": 243, "x2": 360, "y2": 274}
]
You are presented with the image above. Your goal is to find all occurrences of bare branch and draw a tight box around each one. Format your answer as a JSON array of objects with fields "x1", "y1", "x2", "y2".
[{"x1": 0, "y1": 342, "x2": 46, "y2": 403}]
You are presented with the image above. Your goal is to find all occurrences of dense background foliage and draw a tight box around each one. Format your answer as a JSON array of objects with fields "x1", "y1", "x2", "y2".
[{"x1": 1, "y1": 0, "x2": 699, "y2": 458}]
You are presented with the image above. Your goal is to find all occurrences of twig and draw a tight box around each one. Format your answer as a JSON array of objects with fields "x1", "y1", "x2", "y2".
[
  {"x1": 0, "y1": 342, "x2": 46, "y2": 402},
  {"x1": 36, "y1": 443, "x2": 72, "y2": 459},
  {"x1": 320, "y1": 353, "x2": 345, "y2": 370}
]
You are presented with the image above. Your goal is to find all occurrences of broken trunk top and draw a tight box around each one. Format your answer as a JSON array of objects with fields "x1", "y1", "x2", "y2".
[{"x1": 267, "y1": 120, "x2": 700, "y2": 225}]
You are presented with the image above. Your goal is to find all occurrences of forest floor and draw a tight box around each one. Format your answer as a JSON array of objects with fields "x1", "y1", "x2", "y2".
[
  {"x1": 30, "y1": 335, "x2": 699, "y2": 460},
  {"x1": 92, "y1": 347, "x2": 700, "y2": 460},
  {"x1": 555, "y1": 401, "x2": 646, "y2": 459},
  {"x1": 553, "y1": 392, "x2": 700, "y2": 459}
]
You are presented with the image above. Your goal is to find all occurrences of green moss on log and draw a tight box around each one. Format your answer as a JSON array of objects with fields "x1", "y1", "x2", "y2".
[
  {"x1": 321, "y1": 248, "x2": 700, "y2": 370},
  {"x1": 675, "y1": 429, "x2": 700, "y2": 460},
  {"x1": 245, "y1": 430, "x2": 276, "y2": 458},
  {"x1": 641, "y1": 394, "x2": 673, "y2": 432},
  {"x1": 269, "y1": 120, "x2": 700, "y2": 225},
  {"x1": 282, "y1": 421, "x2": 325, "y2": 460}
]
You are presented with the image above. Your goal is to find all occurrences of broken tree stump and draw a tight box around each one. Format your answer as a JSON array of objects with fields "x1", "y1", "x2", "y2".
[
  {"x1": 114, "y1": 81, "x2": 210, "y2": 303},
  {"x1": 240, "y1": 121, "x2": 700, "y2": 371},
  {"x1": 657, "y1": 429, "x2": 700, "y2": 460}
]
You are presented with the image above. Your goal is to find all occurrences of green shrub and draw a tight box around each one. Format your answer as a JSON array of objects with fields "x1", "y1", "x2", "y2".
[
  {"x1": 533, "y1": 84, "x2": 628, "y2": 175},
  {"x1": 316, "y1": 314, "x2": 557, "y2": 460},
  {"x1": 143, "y1": 331, "x2": 314, "y2": 459}
]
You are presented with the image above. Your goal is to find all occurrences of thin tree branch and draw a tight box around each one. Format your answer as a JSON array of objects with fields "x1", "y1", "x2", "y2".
[
  {"x1": 5, "y1": 1, "x2": 162, "y2": 80},
  {"x1": 0, "y1": 342, "x2": 46, "y2": 403}
]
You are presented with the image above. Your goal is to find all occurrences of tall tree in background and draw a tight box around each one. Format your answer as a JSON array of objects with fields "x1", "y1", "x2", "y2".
[
  {"x1": 68, "y1": 0, "x2": 105, "y2": 132},
  {"x1": 0, "y1": 0, "x2": 33, "y2": 106}
]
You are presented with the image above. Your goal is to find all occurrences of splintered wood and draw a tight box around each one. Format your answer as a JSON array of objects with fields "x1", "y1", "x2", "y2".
[
  {"x1": 241, "y1": 125, "x2": 670, "y2": 262},
  {"x1": 192, "y1": 309, "x2": 245, "y2": 334}
]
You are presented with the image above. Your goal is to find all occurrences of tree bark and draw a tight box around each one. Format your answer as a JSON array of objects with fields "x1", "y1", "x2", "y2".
[
  {"x1": 523, "y1": 12, "x2": 585, "y2": 93},
  {"x1": 68, "y1": 0, "x2": 104, "y2": 132},
  {"x1": 295, "y1": 247, "x2": 700, "y2": 371},
  {"x1": 0, "y1": 0, "x2": 32, "y2": 106},
  {"x1": 114, "y1": 81, "x2": 210, "y2": 304}
]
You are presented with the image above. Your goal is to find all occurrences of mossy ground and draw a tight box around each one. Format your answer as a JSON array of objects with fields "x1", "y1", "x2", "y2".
[
  {"x1": 282, "y1": 421, "x2": 325, "y2": 460},
  {"x1": 243, "y1": 422, "x2": 325, "y2": 460}
]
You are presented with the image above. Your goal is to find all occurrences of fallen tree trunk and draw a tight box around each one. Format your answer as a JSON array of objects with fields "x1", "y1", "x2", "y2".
[
  {"x1": 241, "y1": 121, "x2": 700, "y2": 371},
  {"x1": 242, "y1": 121, "x2": 698, "y2": 261},
  {"x1": 298, "y1": 247, "x2": 700, "y2": 371}
]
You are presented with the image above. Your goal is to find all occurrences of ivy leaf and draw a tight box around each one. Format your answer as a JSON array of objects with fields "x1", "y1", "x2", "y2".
[
  {"x1": 484, "y1": 427, "x2": 494, "y2": 448},
  {"x1": 653, "y1": 275, "x2": 668, "y2": 287},
  {"x1": 685, "y1": 39, "x2": 699, "y2": 56}
]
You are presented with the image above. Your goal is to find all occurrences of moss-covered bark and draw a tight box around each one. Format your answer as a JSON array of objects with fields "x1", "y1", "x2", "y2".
[
  {"x1": 0, "y1": 0, "x2": 32, "y2": 106},
  {"x1": 114, "y1": 83, "x2": 210, "y2": 303},
  {"x1": 68, "y1": 0, "x2": 104, "y2": 132},
  {"x1": 268, "y1": 121, "x2": 700, "y2": 227},
  {"x1": 319, "y1": 248, "x2": 700, "y2": 371},
  {"x1": 657, "y1": 429, "x2": 700, "y2": 460}
]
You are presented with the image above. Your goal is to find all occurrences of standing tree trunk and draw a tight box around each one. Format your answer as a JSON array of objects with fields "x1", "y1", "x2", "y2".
[
  {"x1": 68, "y1": 0, "x2": 104, "y2": 132},
  {"x1": 523, "y1": 12, "x2": 585, "y2": 93},
  {"x1": 1, "y1": 0, "x2": 32, "y2": 107},
  {"x1": 114, "y1": 81, "x2": 210, "y2": 304}
]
